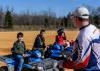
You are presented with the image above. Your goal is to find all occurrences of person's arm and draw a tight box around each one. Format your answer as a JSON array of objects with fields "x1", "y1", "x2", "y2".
[
  {"x1": 23, "y1": 41, "x2": 26, "y2": 52},
  {"x1": 63, "y1": 35, "x2": 92, "y2": 69},
  {"x1": 11, "y1": 42, "x2": 17, "y2": 53}
]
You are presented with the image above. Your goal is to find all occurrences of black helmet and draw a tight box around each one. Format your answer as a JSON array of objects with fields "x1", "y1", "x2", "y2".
[
  {"x1": 17, "y1": 32, "x2": 23, "y2": 38},
  {"x1": 57, "y1": 28, "x2": 64, "y2": 34}
]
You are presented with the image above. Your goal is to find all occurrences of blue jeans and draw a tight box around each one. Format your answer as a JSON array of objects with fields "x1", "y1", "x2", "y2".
[{"x1": 14, "y1": 54, "x2": 24, "y2": 71}]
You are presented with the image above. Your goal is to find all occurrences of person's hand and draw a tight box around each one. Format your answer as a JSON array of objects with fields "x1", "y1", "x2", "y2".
[
  {"x1": 63, "y1": 32, "x2": 65, "y2": 35},
  {"x1": 65, "y1": 41, "x2": 70, "y2": 48},
  {"x1": 23, "y1": 54, "x2": 27, "y2": 57},
  {"x1": 62, "y1": 32, "x2": 65, "y2": 36},
  {"x1": 44, "y1": 45, "x2": 49, "y2": 51}
]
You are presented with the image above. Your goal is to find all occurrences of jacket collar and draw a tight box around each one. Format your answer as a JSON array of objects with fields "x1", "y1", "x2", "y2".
[{"x1": 79, "y1": 24, "x2": 90, "y2": 30}]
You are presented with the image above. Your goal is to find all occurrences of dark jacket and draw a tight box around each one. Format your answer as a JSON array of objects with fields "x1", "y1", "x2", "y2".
[
  {"x1": 33, "y1": 34, "x2": 45, "y2": 49},
  {"x1": 11, "y1": 40, "x2": 26, "y2": 54}
]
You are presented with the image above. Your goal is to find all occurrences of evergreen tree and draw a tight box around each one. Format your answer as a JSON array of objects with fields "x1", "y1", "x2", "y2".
[{"x1": 5, "y1": 10, "x2": 13, "y2": 28}]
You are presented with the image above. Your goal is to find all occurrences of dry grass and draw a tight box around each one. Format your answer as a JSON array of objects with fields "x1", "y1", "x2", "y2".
[{"x1": 0, "y1": 30, "x2": 79, "y2": 71}]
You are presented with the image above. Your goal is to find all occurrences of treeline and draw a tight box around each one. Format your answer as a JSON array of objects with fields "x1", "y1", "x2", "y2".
[{"x1": 0, "y1": 6, "x2": 100, "y2": 31}]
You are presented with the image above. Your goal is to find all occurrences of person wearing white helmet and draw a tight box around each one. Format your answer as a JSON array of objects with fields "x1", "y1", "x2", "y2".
[{"x1": 61, "y1": 6, "x2": 100, "y2": 71}]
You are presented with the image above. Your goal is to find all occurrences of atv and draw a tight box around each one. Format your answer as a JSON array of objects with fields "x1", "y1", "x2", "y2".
[
  {"x1": 44, "y1": 43, "x2": 74, "y2": 71},
  {"x1": 0, "y1": 49, "x2": 59, "y2": 71}
]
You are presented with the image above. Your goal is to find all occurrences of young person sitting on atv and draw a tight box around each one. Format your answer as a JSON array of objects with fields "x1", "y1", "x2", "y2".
[
  {"x1": 44, "y1": 28, "x2": 67, "y2": 59},
  {"x1": 11, "y1": 32, "x2": 26, "y2": 71},
  {"x1": 55, "y1": 28, "x2": 66, "y2": 49},
  {"x1": 32, "y1": 29, "x2": 46, "y2": 51}
]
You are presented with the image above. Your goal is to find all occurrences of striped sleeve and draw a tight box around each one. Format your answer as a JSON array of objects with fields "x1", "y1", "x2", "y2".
[
  {"x1": 75, "y1": 36, "x2": 92, "y2": 68},
  {"x1": 63, "y1": 35, "x2": 92, "y2": 69}
]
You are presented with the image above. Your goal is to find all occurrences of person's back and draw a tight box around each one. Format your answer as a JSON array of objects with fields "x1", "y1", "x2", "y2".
[
  {"x1": 75, "y1": 24, "x2": 100, "y2": 70},
  {"x1": 63, "y1": 24, "x2": 100, "y2": 70},
  {"x1": 34, "y1": 35, "x2": 44, "y2": 48}
]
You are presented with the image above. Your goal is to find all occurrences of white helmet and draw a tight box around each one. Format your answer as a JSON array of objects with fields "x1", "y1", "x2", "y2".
[{"x1": 73, "y1": 6, "x2": 89, "y2": 19}]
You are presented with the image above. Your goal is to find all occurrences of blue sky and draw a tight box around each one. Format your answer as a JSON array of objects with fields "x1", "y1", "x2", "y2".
[{"x1": 0, "y1": 0, "x2": 100, "y2": 17}]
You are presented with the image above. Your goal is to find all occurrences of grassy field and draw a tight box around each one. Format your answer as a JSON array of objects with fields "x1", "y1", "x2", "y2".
[{"x1": 0, "y1": 30, "x2": 79, "y2": 71}]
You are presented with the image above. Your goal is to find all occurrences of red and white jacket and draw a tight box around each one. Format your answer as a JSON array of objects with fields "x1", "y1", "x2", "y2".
[{"x1": 63, "y1": 24, "x2": 100, "y2": 70}]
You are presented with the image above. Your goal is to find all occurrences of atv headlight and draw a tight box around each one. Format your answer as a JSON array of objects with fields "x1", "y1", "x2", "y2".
[{"x1": 37, "y1": 67, "x2": 43, "y2": 70}]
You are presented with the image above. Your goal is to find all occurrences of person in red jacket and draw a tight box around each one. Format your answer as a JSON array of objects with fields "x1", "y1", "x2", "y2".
[{"x1": 55, "y1": 28, "x2": 66, "y2": 46}]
